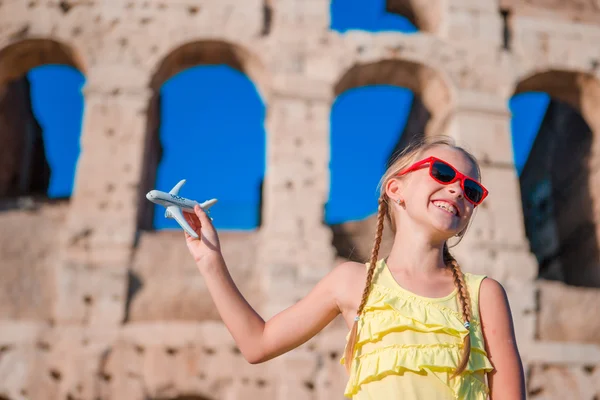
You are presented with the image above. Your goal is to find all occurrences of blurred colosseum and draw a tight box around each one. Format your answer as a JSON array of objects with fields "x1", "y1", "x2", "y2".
[{"x1": 1, "y1": 0, "x2": 600, "y2": 399}]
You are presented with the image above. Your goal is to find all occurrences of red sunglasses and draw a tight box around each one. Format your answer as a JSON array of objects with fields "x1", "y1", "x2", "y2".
[{"x1": 397, "y1": 156, "x2": 489, "y2": 205}]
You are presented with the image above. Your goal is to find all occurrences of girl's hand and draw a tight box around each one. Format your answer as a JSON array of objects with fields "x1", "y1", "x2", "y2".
[{"x1": 183, "y1": 205, "x2": 222, "y2": 266}]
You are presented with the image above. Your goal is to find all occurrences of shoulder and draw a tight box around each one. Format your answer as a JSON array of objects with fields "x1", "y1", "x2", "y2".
[
  {"x1": 306, "y1": 261, "x2": 365, "y2": 296},
  {"x1": 329, "y1": 260, "x2": 368, "y2": 284},
  {"x1": 315, "y1": 261, "x2": 366, "y2": 293},
  {"x1": 327, "y1": 260, "x2": 370, "y2": 309},
  {"x1": 478, "y1": 278, "x2": 514, "y2": 328},
  {"x1": 479, "y1": 277, "x2": 509, "y2": 304}
]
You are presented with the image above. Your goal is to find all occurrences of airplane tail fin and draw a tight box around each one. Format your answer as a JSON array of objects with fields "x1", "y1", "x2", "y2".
[{"x1": 169, "y1": 179, "x2": 186, "y2": 195}]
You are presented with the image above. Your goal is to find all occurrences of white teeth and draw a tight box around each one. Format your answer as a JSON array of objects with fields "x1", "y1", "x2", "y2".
[{"x1": 433, "y1": 201, "x2": 457, "y2": 215}]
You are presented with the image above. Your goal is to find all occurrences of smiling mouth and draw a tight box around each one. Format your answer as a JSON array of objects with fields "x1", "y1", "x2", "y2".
[{"x1": 432, "y1": 201, "x2": 459, "y2": 216}]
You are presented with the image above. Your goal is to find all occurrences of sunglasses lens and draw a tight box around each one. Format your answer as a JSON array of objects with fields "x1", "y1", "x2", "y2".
[
  {"x1": 464, "y1": 179, "x2": 484, "y2": 204},
  {"x1": 431, "y1": 161, "x2": 456, "y2": 183},
  {"x1": 431, "y1": 160, "x2": 485, "y2": 204}
]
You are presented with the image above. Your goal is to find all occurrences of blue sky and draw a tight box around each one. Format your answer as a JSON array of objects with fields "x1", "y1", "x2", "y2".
[
  {"x1": 26, "y1": 0, "x2": 550, "y2": 230},
  {"x1": 28, "y1": 66, "x2": 85, "y2": 199}
]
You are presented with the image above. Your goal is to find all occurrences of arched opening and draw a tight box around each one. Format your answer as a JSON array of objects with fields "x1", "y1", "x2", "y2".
[
  {"x1": 28, "y1": 65, "x2": 85, "y2": 199},
  {"x1": 0, "y1": 39, "x2": 85, "y2": 321},
  {"x1": 330, "y1": 0, "x2": 439, "y2": 33},
  {"x1": 511, "y1": 70, "x2": 600, "y2": 288},
  {"x1": 327, "y1": 60, "x2": 450, "y2": 262},
  {"x1": 127, "y1": 41, "x2": 266, "y2": 323},
  {"x1": 0, "y1": 39, "x2": 85, "y2": 204},
  {"x1": 139, "y1": 41, "x2": 267, "y2": 233}
]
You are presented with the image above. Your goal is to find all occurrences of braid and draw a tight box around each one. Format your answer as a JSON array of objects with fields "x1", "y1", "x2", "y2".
[
  {"x1": 443, "y1": 242, "x2": 472, "y2": 379},
  {"x1": 343, "y1": 196, "x2": 387, "y2": 372}
]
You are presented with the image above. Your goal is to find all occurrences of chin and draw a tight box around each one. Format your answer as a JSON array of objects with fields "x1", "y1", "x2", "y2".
[
  {"x1": 428, "y1": 218, "x2": 462, "y2": 239},
  {"x1": 437, "y1": 229, "x2": 461, "y2": 241}
]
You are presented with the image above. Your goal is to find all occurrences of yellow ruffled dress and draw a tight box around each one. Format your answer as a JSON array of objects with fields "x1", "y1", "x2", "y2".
[{"x1": 341, "y1": 259, "x2": 494, "y2": 399}]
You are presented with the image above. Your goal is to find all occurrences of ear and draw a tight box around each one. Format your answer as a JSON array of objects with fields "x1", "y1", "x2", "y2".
[{"x1": 385, "y1": 177, "x2": 404, "y2": 203}]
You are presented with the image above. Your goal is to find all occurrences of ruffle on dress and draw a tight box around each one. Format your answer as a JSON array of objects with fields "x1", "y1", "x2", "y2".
[
  {"x1": 344, "y1": 343, "x2": 493, "y2": 397},
  {"x1": 341, "y1": 282, "x2": 494, "y2": 398}
]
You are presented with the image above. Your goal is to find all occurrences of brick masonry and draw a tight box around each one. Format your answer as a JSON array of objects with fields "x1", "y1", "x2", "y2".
[{"x1": 0, "y1": 0, "x2": 599, "y2": 399}]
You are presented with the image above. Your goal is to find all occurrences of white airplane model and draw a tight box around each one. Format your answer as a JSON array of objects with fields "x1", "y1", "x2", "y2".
[{"x1": 146, "y1": 179, "x2": 217, "y2": 239}]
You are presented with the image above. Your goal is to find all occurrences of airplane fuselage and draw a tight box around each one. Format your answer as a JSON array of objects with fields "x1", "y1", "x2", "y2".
[
  {"x1": 145, "y1": 179, "x2": 217, "y2": 238},
  {"x1": 146, "y1": 190, "x2": 200, "y2": 213}
]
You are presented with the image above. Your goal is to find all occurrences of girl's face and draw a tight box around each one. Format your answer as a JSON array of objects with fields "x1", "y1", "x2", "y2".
[{"x1": 389, "y1": 146, "x2": 481, "y2": 239}]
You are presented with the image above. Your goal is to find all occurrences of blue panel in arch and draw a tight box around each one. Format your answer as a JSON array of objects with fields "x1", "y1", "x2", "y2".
[
  {"x1": 326, "y1": 86, "x2": 414, "y2": 225},
  {"x1": 330, "y1": 0, "x2": 418, "y2": 33},
  {"x1": 28, "y1": 65, "x2": 86, "y2": 199},
  {"x1": 509, "y1": 92, "x2": 551, "y2": 175},
  {"x1": 154, "y1": 65, "x2": 266, "y2": 231}
]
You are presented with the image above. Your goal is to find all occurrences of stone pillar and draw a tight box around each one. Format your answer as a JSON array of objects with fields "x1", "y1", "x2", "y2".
[
  {"x1": 254, "y1": 83, "x2": 338, "y2": 398},
  {"x1": 53, "y1": 74, "x2": 152, "y2": 326},
  {"x1": 442, "y1": 90, "x2": 538, "y2": 357},
  {"x1": 258, "y1": 90, "x2": 336, "y2": 317}
]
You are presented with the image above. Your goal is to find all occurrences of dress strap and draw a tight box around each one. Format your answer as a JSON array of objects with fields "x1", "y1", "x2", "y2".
[
  {"x1": 463, "y1": 273, "x2": 487, "y2": 322},
  {"x1": 363, "y1": 259, "x2": 386, "y2": 287}
]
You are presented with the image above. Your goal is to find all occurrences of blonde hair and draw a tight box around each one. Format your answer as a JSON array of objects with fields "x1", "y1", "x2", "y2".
[{"x1": 343, "y1": 135, "x2": 481, "y2": 379}]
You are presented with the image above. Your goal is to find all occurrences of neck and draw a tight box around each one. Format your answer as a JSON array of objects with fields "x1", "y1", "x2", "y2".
[{"x1": 386, "y1": 225, "x2": 447, "y2": 276}]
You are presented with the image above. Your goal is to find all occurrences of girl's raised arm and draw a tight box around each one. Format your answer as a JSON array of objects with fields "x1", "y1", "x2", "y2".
[
  {"x1": 183, "y1": 205, "x2": 343, "y2": 364},
  {"x1": 479, "y1": 278, "x2": 527, "y2": 400}
]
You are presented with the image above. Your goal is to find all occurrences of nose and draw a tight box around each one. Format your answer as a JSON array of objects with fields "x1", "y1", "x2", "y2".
[
  {"x1": 146, "y1": 191, "x2": 154, "y2": 200},
  {"x1": 447, "y1": 182, "x2": 464, "y2": 198}
]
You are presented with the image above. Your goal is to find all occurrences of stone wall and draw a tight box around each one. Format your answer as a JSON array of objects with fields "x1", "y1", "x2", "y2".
[{"x1": 0, "y1": 0, "x2": 599, "y2": 399}]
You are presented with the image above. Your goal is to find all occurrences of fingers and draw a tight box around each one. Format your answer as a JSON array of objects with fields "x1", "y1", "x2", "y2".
[
  {"x1": 184, "y1": 222, "x2": 202, "y2": 241},
  {"x1": 194, "y1": 205, "x2": 212, "y2": 225},
  {"x1": 183, "y1": 211, "x2": 204, "y2": 243},
  {"x1": 183, "y1": 212, "x2": 199, "y2": 231}
]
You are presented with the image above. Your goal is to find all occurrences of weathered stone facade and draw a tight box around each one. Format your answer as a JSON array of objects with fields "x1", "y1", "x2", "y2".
[{"x1": 1, "y1": 1, "x2": 599, "y2": 399}]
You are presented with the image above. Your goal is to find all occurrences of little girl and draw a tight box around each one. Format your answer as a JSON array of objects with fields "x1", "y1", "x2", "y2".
[{"x1": 182, "y1": 136, "x2": 526, "y2": 399}]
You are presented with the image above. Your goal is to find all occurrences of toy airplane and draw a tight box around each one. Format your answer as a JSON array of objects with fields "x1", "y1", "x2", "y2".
[{"x1": 146, "y1": 179, "x2": 217, "y2": 239}]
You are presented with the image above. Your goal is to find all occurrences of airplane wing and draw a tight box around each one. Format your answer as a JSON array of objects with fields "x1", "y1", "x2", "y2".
[
  {"x1": 199, "y1": 198, "x2": 217, "y2": 210},
  {"x1": 167, "y1": 205, "x2": 198, "y2": 239},
  {"x1": 169, "y1": 179, "x2": 186, "y2": 196}
]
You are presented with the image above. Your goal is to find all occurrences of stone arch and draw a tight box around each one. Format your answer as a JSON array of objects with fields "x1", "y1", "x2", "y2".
[
  {"x1": 328, "y1": 59, "x2": 452, "y2": 262},
  {"x1": 385, "y1": 0, "x2": 441, "y2": 33},
  {"x1": 0, "y1": 39, "x2": 86, "y2": 87},
  {"x1": 149, "y1": 40, "x2": 268, "y2": 101},
  {"x1": 513, "y1": 69, "x2": 600, "y2": 287},
  {"x1": 334, "y1": 59, "x2": 452, "y2": 139},
  {"x1": 515, "y1": 70, "x2": 600, "y2": 123},
  {"x1": 138, "y1": 40, "x2": 268, "y2": 232},
  {"x1": 0, "y1": 38, "x2": 85, "y2": 200}
]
